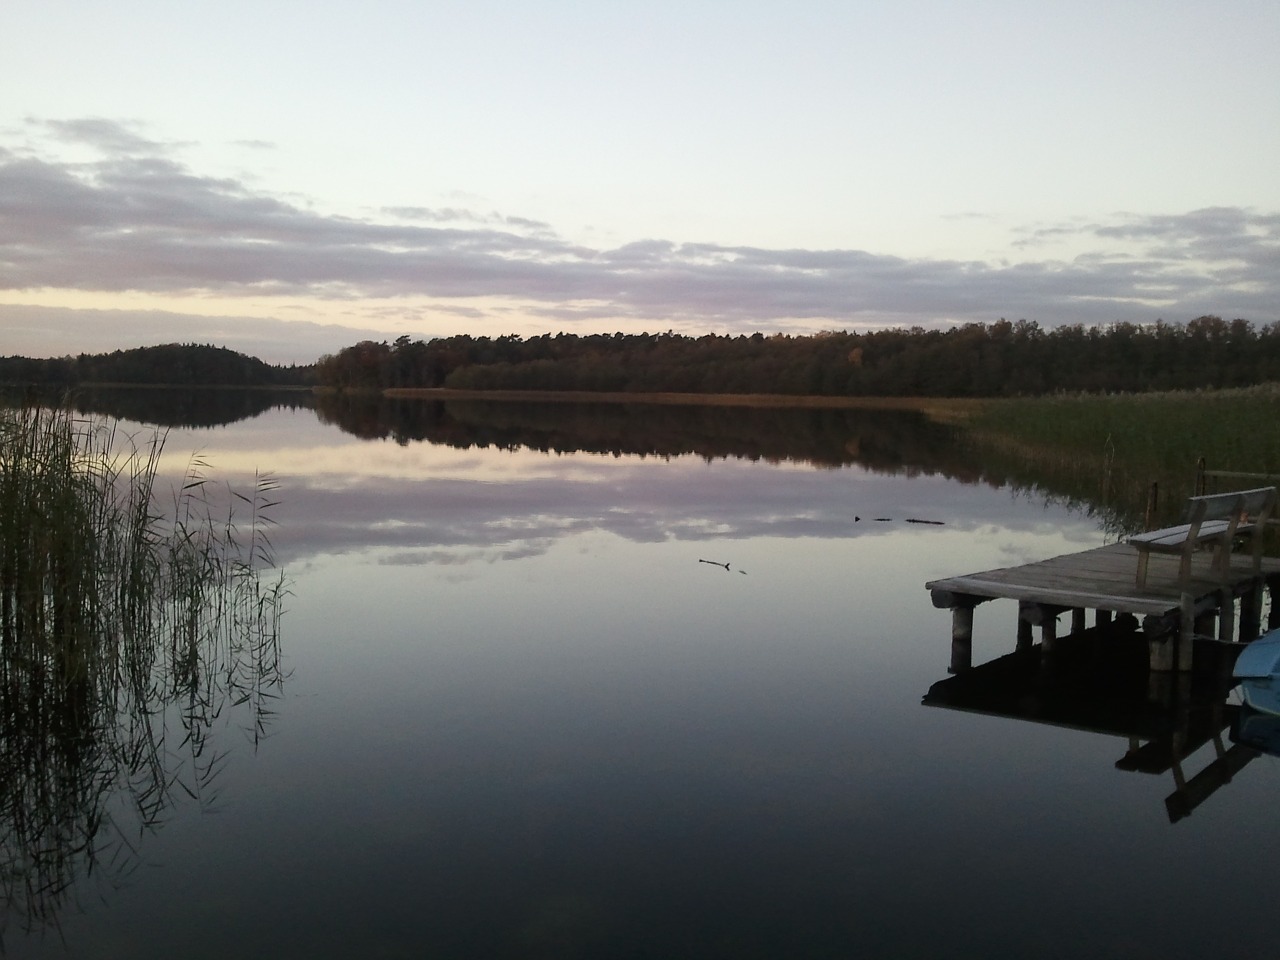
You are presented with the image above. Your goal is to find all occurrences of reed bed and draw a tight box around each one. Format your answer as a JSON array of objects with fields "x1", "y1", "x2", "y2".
[
  {"x1": 965, "y1": 383, "x2": 1280, "y2": 531},
  {"x1": 0, "y1": 404, "x2": 287, "y2": 935}
]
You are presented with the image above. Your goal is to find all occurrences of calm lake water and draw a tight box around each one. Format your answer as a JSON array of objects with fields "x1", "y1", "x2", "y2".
[{"x1": 6, "y1": 395, "x2": 1279, "y2": 959}]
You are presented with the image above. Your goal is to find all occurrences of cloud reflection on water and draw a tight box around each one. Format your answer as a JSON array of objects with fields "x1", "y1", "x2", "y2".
[{"x1": 143, "y1": 404, "x2": 1106, "y2": 570}]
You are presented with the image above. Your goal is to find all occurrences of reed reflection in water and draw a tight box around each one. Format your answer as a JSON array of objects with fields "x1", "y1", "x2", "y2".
[{"x1": 0, "y1": 406, "x2": 287, "y2": 938}]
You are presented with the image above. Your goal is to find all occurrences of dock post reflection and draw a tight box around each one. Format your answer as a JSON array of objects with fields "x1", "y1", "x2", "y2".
[
  {"x1": 1016, "y1": 606, "x2": 1034, "y2": 653},
  {"x1": 923, "y1": 622, "x2": 1265, "y2": 823}
]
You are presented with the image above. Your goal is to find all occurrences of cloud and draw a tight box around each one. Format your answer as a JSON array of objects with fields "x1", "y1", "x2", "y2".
[
  {"x1": 383, "y1": 206, "x2": 556, "y2": 235},
  {"x1": 2, "y1": 118, "x2": 1278, "y2": 341},
  {"x1": 38, "y1": 117, "x2": 170, "y2": 156},
  {"x1": 0, "y1": 304, "x2": 393, "y2": 365}
]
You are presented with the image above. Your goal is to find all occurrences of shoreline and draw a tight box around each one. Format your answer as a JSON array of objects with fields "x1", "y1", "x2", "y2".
[{"x1": 378, "y1": 387, "x2": 989, "y2": 420}]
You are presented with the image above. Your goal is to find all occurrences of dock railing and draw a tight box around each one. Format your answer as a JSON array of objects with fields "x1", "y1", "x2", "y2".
[
  {"x1": 1192, "y1": 459, "x2": 1280, "y2": 576},
  {"x1": 1194, "y1": 458, "x2": 1280, "y2": 498}
]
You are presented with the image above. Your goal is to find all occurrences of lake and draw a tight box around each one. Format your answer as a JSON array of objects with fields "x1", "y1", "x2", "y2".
[{"x1": 5, "y1": 394, "x2": 1279, "y2": 959}]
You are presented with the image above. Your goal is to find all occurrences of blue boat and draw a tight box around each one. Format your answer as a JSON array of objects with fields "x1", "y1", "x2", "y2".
[
  {"x1": 1235, "y1": 706, "x2": 1280, "y2": 755},
  {"x1": 1234, "y1": 628, "x2": 1280, "y2": 716}
]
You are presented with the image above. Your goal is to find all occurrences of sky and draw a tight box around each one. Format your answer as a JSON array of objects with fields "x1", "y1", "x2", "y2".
[{"x1": 2, "y1": 0, "x2": 1278, "y2": 364}]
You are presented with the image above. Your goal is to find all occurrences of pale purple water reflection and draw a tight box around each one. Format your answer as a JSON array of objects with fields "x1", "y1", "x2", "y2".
[{"x1": 7, "y1": 402, "x2": 1279, "y2": 959}]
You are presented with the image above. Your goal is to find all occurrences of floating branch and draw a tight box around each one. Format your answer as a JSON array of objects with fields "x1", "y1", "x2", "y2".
[{"x1": 697, "y1": 559, "x2": 747, "y2": 575}]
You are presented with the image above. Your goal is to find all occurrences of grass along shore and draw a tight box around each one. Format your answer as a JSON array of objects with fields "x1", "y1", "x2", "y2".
[
  {"x1": 961, "y1": 383, "x2": 1280, "y2": 529},
  {"x1": 967, "y1": 383, "x2": 1280, "y2": 474}
]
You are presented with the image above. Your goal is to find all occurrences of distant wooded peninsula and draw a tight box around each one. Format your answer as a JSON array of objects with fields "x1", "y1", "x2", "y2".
[
  {"x1": 3, "y1": 316, "x2": 1278, "y2": 397},
  {"x1": 0, "y1": 343, "x2": 314, "y2": 388}
]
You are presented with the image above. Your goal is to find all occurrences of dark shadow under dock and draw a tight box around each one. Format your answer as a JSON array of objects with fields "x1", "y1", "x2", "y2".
[{"x1": 922, "y1": 625, "x2": 1262, "y2": 823}]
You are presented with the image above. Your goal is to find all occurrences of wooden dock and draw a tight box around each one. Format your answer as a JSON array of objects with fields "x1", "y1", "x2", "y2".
[{"x1": 926, "y1": 542, "x2": 1280, "y2": 671}]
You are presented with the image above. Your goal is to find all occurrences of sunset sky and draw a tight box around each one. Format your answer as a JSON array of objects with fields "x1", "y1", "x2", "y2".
[{"x1": 2, "y1": 1, "x2": 1278, "y2": 364}]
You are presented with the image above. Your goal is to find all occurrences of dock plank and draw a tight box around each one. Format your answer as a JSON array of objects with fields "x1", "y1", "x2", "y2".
[{"x1": 927, "y1": 542, "x2": 1280, "y2": 619}]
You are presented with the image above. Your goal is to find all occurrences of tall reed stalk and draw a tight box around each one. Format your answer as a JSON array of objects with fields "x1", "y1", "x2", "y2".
[{"x1": 0, "y1": 404, "x2": 287, "y2": 936}]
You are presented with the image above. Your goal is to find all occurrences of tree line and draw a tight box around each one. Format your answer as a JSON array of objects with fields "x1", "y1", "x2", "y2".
[
  {"x1": 0, "y1": 344, "x2": 314, "y2": 387},
  {"x1": 315, "y1": 317, "x2": 1280, "y2": 397},
  {"x1": 5, "y1": 317, "x2": 1278, "y2": 397}
]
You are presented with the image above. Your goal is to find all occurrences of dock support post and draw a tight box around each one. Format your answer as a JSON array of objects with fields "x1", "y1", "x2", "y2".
[
  {"x1": 1143, "y1": 607, "x2": 1182, "y2": 672},
  {"x1": 1241, "y1": 580, "x2": 1263, "y2": 641},
  {"x1": 949, "y1": 605, "x2": 974, "y2": 674},
  {"x1": 1013, "y1": 601, "x2": 1034, "y2": 655},
  {"x1": 1178, "y1": 629, "x2": 1195, "y2": 671},
  {"x1": 1020, "y1": 603, "x2": 1064, "y2": 654},
  {"x1": 1268, "y1": 576, "x2": 1280, "y2": 630},
  {"x1": 1178, "y1": 593, "x2": 1196, "y2": 671},
  {"x1": 1217, "y1": 590, "x2": 1236, "y2": 644},
  {"x1": 1040, "y1": 614, "x2": 1058, "y2": 654},
  {"x1": 1148, "y1": 667, "x2": 1173, "y2": 702},
  {"x1": 931, "y1": 590, "x2": 991, "y2": 673},
  {"x1": 1194, "y1": 609, "x2": 1216, "y2": 640},
  {"x1": 1071, "y1": 608, "x2": 1086, "y2": 634},
  {"x1": 1149, "y1": 632, "x2": 1175, "y2": 672},
  {"x1": 1016, "y1": 616, "x2": 1033, "y2": 653},
  {"x1": 1096, "y1": 609, "x2": 1112, "y2": 628},
  {"x1": 1143, "y1": 481, "x2": 1159, "y2": 531}
]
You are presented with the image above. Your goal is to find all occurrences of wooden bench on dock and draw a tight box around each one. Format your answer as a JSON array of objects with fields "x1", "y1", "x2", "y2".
[{"x1": 1129, "y1": 486, "x2": 1277, "y2": 589}]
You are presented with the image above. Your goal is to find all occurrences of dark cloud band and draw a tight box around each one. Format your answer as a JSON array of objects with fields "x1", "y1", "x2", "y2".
[{"x1": 2, "y1": 118, "x2": 1277, "y2": 335}]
